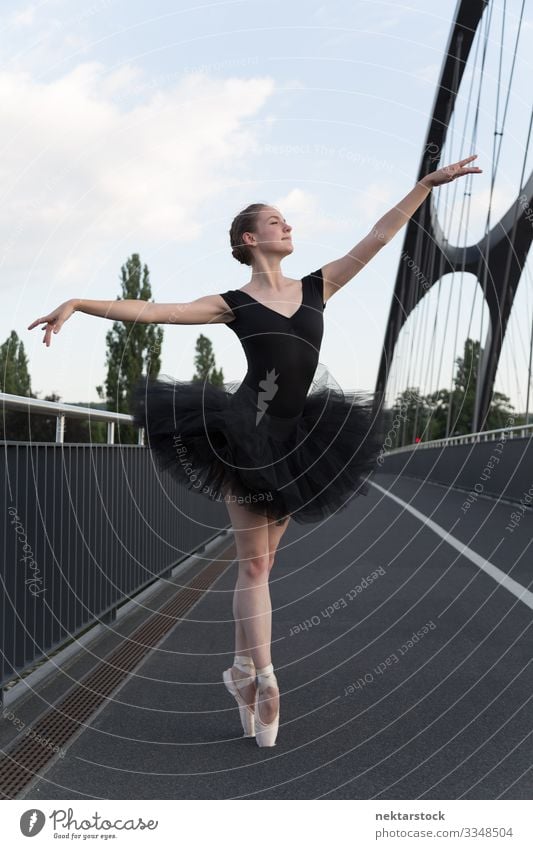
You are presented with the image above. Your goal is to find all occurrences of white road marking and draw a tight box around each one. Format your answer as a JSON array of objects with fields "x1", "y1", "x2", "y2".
[{"x1": 370, "y1": 481, "x2": 533, "y2": 612}]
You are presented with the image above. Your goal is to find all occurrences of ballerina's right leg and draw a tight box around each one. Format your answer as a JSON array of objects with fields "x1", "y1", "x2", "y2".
[{"x1": 224, "y1": 492, "x2": 286, "y2": 725}]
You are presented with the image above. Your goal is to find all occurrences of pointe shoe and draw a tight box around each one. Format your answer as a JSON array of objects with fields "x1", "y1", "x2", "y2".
[
  {"x1": 222, "y1": 655, "x2": 256, "y2": 738},
  {"x1": 254, "y1": 663, "x2": 280, "y2": 747}
]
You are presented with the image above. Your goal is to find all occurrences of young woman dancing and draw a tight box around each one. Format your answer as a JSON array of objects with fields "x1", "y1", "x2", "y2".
[{"x1": 28, "y1": 155, "x2": 482, "y2": 747}]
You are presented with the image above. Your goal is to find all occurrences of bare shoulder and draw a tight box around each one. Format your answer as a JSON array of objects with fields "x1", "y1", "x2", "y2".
[
  {"x1": 207, "y1": 293, "x2": 237, "y2": 324},
  {"x1": 184, "y1": 292, "x2": 237, "y2": 325}
]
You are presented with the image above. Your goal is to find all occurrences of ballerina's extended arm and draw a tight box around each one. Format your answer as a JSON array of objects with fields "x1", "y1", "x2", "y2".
[
  {"x1": 321, "y1": 154, "x2": 483, "y2": 302},
  {"x1": 27, "y1": 294, "x2": 235, "y2": 348}
]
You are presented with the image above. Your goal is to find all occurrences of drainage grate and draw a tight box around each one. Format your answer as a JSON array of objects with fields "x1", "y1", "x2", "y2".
[{"x1": 0, "y1": 542, "x2": 235, "y2": 799}]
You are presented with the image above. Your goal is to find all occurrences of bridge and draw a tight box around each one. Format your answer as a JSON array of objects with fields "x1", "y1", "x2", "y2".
[{"x1": 1, "y1": 0, "x2": 532, "y2": 801}]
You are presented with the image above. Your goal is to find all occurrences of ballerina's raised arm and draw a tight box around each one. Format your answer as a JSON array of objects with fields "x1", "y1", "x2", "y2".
[{"x1": 320, "y1": 154, "x2": 482, "y2": 303}]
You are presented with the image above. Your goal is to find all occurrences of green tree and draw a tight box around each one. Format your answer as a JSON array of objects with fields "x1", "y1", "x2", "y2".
[
  {"x1": 192, "y1": 333, "x2": 224, "y2": 387},
  {"x1": 486, "y1": 391, "x2": 517, "y2": 429},
  {"x1": 448, "y1": 338, "x2": 514, "y2": 435},
  {"x1": 0, "y1": 330, "x2": 32, "y2": 395},
  {"x1": 388, "y1": 386, "x2": 432, "y2": 447},
  {"x1": 0, "y1": 330, "x2": 33, "y2": 439},
  {"x1": 425, "y1": 387, "x2": 451, "y2": 441},
  {"x1": 1, "y1": 330, "x2": 107, "y2": 442},
  {"x1": 96, "y1": 253, "x2": 163, "y2": 444},
  {"x1": 388, "y1": 338, "x2": 518, "y2": 446}
]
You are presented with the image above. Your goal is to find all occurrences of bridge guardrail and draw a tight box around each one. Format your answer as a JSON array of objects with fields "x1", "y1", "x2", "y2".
[{"x1": 1, "y1": 392, "x2": 229, "y2": 699}]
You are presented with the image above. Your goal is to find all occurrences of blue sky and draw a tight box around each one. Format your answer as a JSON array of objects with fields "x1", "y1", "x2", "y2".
[{"x1": 2, "y1": 0, "x2": 531, "y2": 413}]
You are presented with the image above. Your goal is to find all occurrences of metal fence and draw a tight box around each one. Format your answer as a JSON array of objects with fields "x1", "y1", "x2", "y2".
[
  {"x1": 381, "y1": 429, "x2": 533, "y2": 506},
  {"x1": 0, "y1": 393, "x2": 229, "y2": 694},
  {"x1": 386, "y1": 422, "x2": 533, "y2": 451},
  {"x1": 0, "y1": 390, "x2": 145, "y2": 444}
]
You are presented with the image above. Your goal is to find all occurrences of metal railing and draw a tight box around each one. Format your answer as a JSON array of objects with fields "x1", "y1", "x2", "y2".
[
  {"x1": 380, "y1": 421, "x2": 533, "y2": 509},
  {"x1": 1, "y1": 392, "x2": 229, "y2": 696},
  {"x1": 386, "y1": 422, "x2": 533, "y2": 454},
  {"x1": 0, "y1": 391, "x2": 145, "y2": 445}
]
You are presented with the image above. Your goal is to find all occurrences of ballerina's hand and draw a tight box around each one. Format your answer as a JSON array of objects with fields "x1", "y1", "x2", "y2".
[
  {"x1": 27, "y1": 299, "x2": 77, "y2": 347},
  {"x1": 421, "y1": 154, "x2": 483, "y2": 188}
]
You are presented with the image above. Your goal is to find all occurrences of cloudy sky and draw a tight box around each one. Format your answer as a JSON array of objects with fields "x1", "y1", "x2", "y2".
[{"x1": 2, "y1": 0, "x2": 531, "y2": 413}]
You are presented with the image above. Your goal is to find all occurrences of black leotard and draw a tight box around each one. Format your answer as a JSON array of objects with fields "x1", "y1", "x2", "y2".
[
  {"x1": 219, "y1": 268, "x2": 326, "y2": 419},
  {"x1": 132, "y1": 265, "x2": 383, "y2": 523}
]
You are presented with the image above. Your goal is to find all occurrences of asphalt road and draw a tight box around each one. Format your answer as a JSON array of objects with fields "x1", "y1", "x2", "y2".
[{"x1": 22, "y1": 472, "x2": 532, "y2": 800}]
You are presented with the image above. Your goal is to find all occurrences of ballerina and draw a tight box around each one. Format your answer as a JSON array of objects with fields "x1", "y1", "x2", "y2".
[{"x1": 28, "y1": 154, "x2": 482, "y2": 746}]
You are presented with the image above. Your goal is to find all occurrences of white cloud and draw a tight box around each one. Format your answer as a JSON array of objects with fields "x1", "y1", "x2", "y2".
[
  {"x1": 272, "y1": 188, "x2": 355, "y2": 241},
  {"x1": 1, "y1": 63, "x2": 275, "y2": 282},
  {"x1": 11, "y1": 3, "x2": 36, "y2": 27},
  {"x1": 272, "y1": 182, "x2": 395, "y2": 246},
  {"x1": 357, "y1": 180, "x2": 396, "y2": 219}
]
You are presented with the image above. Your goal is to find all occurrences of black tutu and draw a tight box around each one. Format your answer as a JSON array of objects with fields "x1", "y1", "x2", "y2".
[{"x1": 131, "y1": 364, "x2": 384, "y2": 525}]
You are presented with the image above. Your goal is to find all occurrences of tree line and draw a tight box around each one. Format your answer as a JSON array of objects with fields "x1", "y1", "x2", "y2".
[{"x1": 385, "y1": 338, "x2": 520, "y2": 445}]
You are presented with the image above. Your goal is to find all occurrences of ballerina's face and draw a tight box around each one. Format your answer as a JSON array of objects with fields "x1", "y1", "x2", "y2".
[{"x1": 246, "y1": 207, "x2": 294, "y2": 260}]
